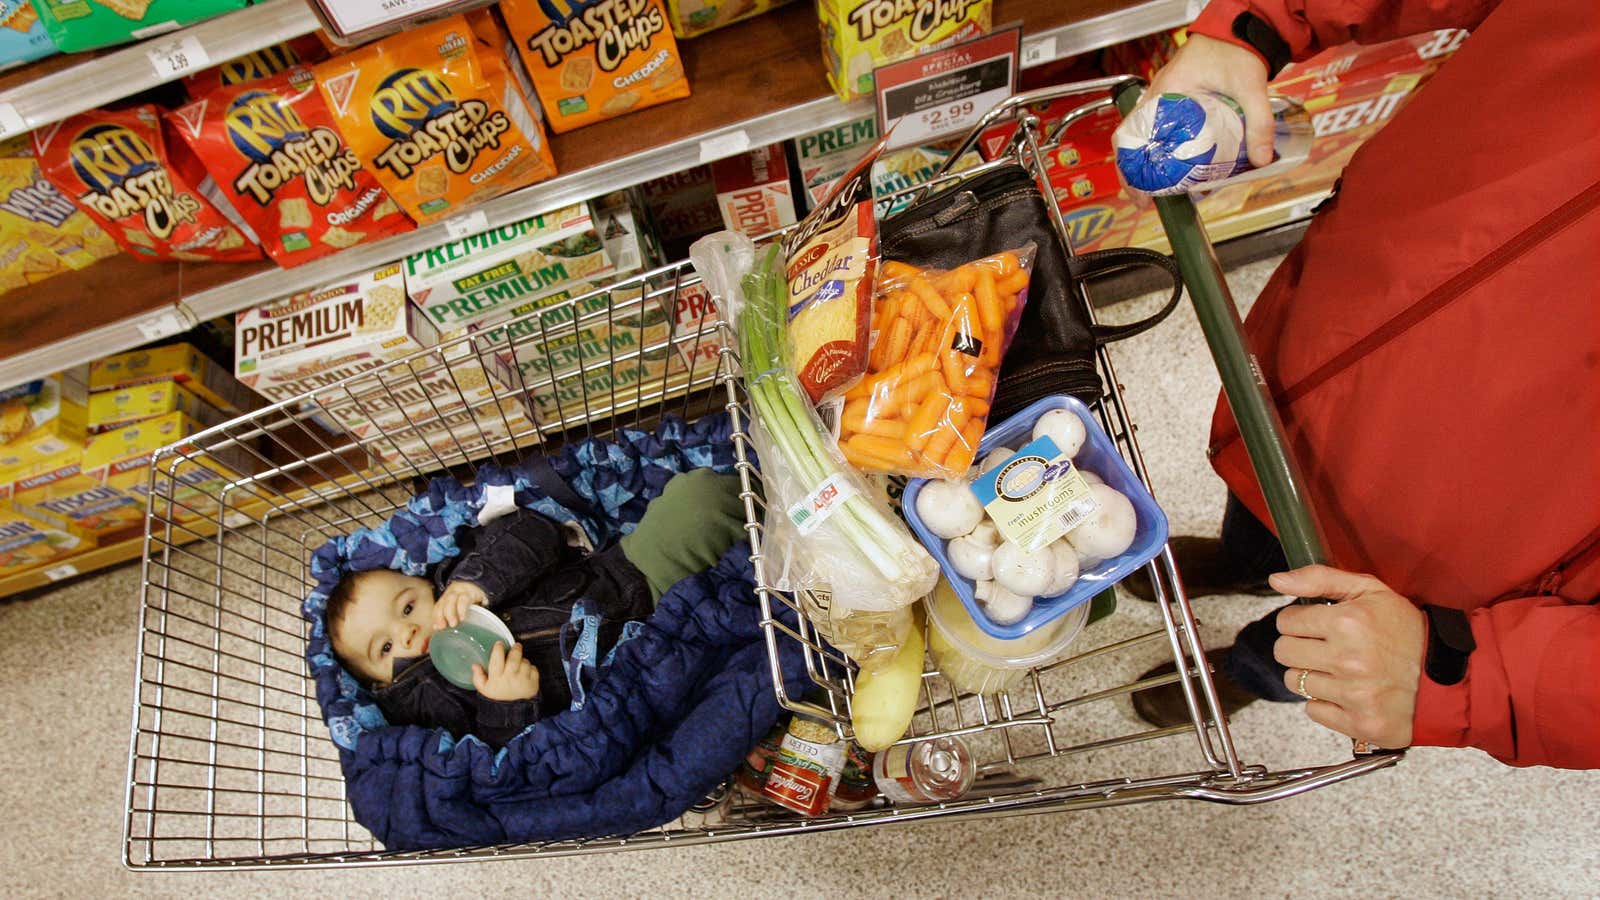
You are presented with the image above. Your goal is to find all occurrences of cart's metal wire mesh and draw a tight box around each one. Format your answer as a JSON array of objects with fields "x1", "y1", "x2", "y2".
[{"x1": 125, "y1": 79, "x2": 1398, "y2": 870}]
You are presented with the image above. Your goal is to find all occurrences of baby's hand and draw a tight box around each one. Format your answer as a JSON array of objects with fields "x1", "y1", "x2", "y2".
[
  {"x1": 472, "y1": 641, "x2": 540, "y2": 702},
  {"x1": 435, "y1": 580, "x2": 488, "y2": 629}
]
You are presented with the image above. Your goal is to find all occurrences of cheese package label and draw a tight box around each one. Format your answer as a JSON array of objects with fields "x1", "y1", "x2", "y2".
[
  {"x1": 31, "y1": 0, "x2": 248, "y2": 53},
  {"x1": 500, "y1": 0, "x2": 690, "y2": 134},
  {"x1": 314, "y1": 13, "x2": 558, "y2": 225},
  {"x1": 33, "y1": 105, "x2": 262, "y2": 263},
  {"x1": 169, "y1": 66, "x2": 413, "y2": 268}
]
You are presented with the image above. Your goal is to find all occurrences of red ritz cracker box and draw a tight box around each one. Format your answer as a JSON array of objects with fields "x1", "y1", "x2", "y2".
[
  {"x1": 33, "y1": 105, "x2": 260, "y2": 263},
  {"x1": 168, "y1": 67, "x2": 413, "y2": 268},
  {"x1": 182, "y1": 35, "x2": 333, "y2": 99}
]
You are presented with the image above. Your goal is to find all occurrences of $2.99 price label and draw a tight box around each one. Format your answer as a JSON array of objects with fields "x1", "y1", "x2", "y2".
[{"x1": 874, "y1": 27, "x2": 1021, "y2": 151}]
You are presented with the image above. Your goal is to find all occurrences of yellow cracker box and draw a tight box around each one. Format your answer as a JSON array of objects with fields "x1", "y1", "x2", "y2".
[
  {"x1": 500, "y1": 0, "x2": 690, "y2": 133},
  {"x1": 86, "y1": 380, "x2": 228, "y2": 433},
  {"x1": 664, "y1": 0, "x2": 793, "y2": 39},
  {"x1": 8, "y1": 454, "x2": 144, "y2": 538},
  {"x1": 0, "y1": 138, "x2": 120, "y2": 289},
  {"x1": 817, "y1": 0, "x2": 993, "y2": 101},
  {"x1": 0, "y1": 509, "x2": 90, "y2": 579},
  {"x1": 0, "y1": 378, "x2": 88, "y2": 474},
  {"x1": 90, "y1": 342, "x2": 255, "y2": 415},
  {"x1": 314, "y1": 13, "x2": 558, "y2": 226},
  {"x1": 82, "y1": 411, "x2": 257, "y2": 524}
]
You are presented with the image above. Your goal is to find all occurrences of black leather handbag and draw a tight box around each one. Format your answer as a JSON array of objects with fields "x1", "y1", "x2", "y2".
[{"x1": 879, "y1": 164, "x2": 1184, "y2": 421}]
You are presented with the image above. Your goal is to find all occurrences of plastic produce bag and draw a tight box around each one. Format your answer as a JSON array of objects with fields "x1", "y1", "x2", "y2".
[
  {"x1": 691, "y1": 230, "x2": 936, "y2": 664},
  {"x1": 837, "y1": 246, "x2": 1036, "y2": 478},
  {"x1": 1113, "y1": 91, "x2": 1312, "y2": 196}
]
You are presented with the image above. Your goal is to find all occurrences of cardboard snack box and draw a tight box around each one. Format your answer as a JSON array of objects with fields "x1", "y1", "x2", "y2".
[
  {"x1": 234, "y1": 263, "x2": 436, "y2": 404},
  {"x1": 82, "y1": 411, "x2": 259, "y2": 524},
  {"x1": 0, "y1": 508, "x2": 89, "y2": 578},
  {"x1": 86, "y1": 380, "x2": 227, "y2": 434},
  {"x1": 816, "y1": 0, "x2": 991, "y2": 101},
  {"x1": 712, "y1": 144, "x2": 796, "y2": 237},
  {"x1": 92, "y1": 342, "x2": 255, "y2": 414}
]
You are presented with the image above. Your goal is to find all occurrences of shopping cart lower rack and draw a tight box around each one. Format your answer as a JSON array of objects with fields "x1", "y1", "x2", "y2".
[{"x1": 124, "y1": 77, "x2": 1401, "y2": 869}]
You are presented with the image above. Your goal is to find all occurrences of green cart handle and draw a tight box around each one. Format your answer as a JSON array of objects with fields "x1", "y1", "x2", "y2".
[
  {"x1": 1113, "y1": 82, "x2": 1392, "y2": 758},
  {"x1": 1112, "y1": 81, "x2": 1329, "y2": 571}
]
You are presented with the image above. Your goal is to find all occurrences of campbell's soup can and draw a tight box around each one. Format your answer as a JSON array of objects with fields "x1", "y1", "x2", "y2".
[{"x1": 758, "y1": 717, "x2": 846, "y2": 817}]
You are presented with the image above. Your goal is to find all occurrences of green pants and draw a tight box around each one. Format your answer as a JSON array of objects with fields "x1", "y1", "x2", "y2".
[{"x1": 619, "y1": 469, "x2": 749, "y2": 601}]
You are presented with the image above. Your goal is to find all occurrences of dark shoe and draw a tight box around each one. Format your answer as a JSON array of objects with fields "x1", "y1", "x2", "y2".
[
  {"x1": 1130, "y1": 648, "x2": 1261, "y2": 728},
  {"x1": 1119, "y1": 536, "x2": 1277, "y2": 602}
]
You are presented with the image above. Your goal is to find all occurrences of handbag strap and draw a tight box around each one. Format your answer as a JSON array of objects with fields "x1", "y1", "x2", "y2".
[{"x1": 1065, "y1": 247, "x2": 1185, "y2": 345}]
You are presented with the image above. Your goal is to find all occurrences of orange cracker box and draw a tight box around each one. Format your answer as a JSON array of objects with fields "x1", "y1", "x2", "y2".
[
  {"x1": 32, "y1": 105, "x2": 261, "y2": 263},
  {"x1": 168, "y1": 66, "x2": 414, "y2": 268},
  {"x1": 183, "y1": 35, "x2": 332, "y2": 99},
  {"x1": 314, "y1": 13, "x2": 558, "y2": 226},
  {"x1": 500, "y1": 0, "x2": 691, "y2": 133}
]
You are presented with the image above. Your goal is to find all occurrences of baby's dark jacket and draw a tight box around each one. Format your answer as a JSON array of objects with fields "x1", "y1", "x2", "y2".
[{"x1": 370, "y1": 508, "x2": 653, "y2": 749}]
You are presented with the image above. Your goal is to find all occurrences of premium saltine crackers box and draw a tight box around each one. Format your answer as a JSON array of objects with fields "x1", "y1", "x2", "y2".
[
  {"x1": 403, "y1": 202, "x2": 618, "y2": 331},
  {"x1": 234, "y1": 263, "x2": 435, "y2": 404}
]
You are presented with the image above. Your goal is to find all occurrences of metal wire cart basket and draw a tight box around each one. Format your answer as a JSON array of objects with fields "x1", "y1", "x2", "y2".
[{"x1": 124, "y1": 78, "x2": 1402, "y2": 869}]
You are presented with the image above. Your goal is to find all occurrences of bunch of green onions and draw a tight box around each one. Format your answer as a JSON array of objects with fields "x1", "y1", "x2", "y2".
[{"x1": 737, "y1": 243, "x2": 936, "y2": 594}]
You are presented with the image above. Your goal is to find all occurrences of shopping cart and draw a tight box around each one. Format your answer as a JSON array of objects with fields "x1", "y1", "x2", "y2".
[{"x1": 123, "y1": 77, "x2": 1402, "y2": 869}]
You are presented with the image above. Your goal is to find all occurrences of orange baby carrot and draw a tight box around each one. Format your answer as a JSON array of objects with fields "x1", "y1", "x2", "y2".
[
  {"x1": 880, "y1": 260, "x2": 921, "y2": 282},
  {"x1": 905, "y1": 393, "x2": 951, "y2": 452},
  {"x1": 853, "y1": 417, "x2": 906, "y2": 440},
  {"x1": 842, "y1": 441, "x2": 895, "y2": 472},
  {"x1": 934, "y1": 265, "x2": 976, "y2": 296},
  {"x1": 841, "y1": 397, "x2": 872, "y2": 432},
  {"x1": 922, "y1": 426, "x2": 960, "y2": 468},
  {"x1": 987, "y1": 251, "x2": 1020, "y2": 277},
  {"x1": 966, "y1": 367, "x2": 994, "y2": 399},
  {"x1": 883, "y1": 317, "x2": 911, "y2": 368},
  {"x1": 852, "y1": 432, "x2": 915, "y2": 464},
  {"x1": 974, "y1": 268, "x2": 1004, "y2": 335},
  {"x1": 909, "y1": 278, "x2": 952, "y2": 320},
  {"x1": 910, "y1": 316, "x2": 940, "y2": 357},
  {"x1": 943, "y1": 418, "x2": 986, "y2": 474},
  {"x1": 998, "y1": 269, "x2": 1030, "y2": 296},
  {"x1": 963, "y1": 394, "x2": 991, "y2": 417},
  {"x1": 941, "y1": 350, "x2": 968, "y2": 394},
  {"x1": 906, "y1": 352, "x2": 937, "y2": 377}
]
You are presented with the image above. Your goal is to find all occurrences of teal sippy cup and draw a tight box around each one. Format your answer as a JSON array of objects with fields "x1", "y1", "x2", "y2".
[{"x1": 428, "y1": 605, "x2": 515, "y2": 691}]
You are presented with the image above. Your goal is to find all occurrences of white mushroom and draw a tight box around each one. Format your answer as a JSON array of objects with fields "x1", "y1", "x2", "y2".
[
  {"x1": 915, "y1": 479, "x2": 984, "y2": 539},
  {"x1": 979, "y1": 447, "x2": 1015, "y2": 475},
  {"x1": 947, "y1": 534, "x2": 996, "y2": 582},
  {"x1": 1066, "y1": 484, "x2": 1139, "y2": 563},
  {"x1": 1033, "y1": 408, "x2": 1087, "y2": 458},
  {"x1": 980, "y1": 583, "x2": 1034, "y2": 625},
  {"x1": 1041, "y1": 540, "x2": 1081, "y2": 596},
  {"x1": 1078, "y1": 467, "x2": 1104, "y2": 486},
  {"x1": 991, "y1": 540, "x2": 1054, "y2": 597}
]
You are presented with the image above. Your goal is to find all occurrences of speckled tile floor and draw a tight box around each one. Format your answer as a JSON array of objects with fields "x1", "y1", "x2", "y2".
[{"x1": 3, "y1": 257, "x2": 1596, "y2": 898}]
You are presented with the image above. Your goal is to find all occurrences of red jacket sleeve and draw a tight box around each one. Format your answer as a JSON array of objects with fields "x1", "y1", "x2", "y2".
[
  {"x1": 1412, "y1": 595, "x2": 1600, "y2": 769},
  {"x1": 1188, "y1": 0, "x2": 1500, "y2": 64}
]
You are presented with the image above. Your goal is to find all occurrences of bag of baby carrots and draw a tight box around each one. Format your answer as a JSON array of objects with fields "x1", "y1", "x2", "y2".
[{"x1": 838, "y1": 245, "x2": 1036, "y2": 479}]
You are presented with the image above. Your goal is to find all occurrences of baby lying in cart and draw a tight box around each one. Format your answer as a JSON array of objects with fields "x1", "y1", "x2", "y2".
[{"x1": 325, "y1": 468, "x2": 747, "y2": 749}]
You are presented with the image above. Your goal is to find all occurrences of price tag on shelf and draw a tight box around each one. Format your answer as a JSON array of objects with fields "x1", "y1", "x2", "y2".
[
  {"x1": 0, "y1": 102, "x2": 27, "y2": 139},
  {"x1": 146, "y1": 34, "x2": 210, "y2": 80},
  {"x1": 443, "y1": 210, "x2": 490, "y2": 241},
  {"x1": 135, "y1": 309, "x2": 188, "y2": 342},
  {"x1": 1021, "y1": 35, "x2": 1057, "y2": 68},
  {"x1": 44, "y1": 564, "x2": 79, "y2": 582},
  {"x1": 874, "y1": 27, "x2": 1021, "y2": 151},
  {"x1": 698, "y1": 129, "x2": 751, "y2": 163}
]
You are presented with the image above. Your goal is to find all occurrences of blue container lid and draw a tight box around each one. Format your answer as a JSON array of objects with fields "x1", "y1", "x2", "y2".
[{"x1": 903, "y1": 394, "x2": 1169, "y2": 640}]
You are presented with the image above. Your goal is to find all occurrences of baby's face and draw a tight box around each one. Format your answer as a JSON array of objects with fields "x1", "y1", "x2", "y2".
[{"x1": 330, "y1": 570, "x2": 438, "y2": 685}]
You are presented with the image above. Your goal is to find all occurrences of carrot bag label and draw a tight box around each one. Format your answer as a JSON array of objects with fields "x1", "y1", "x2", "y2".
[
  {"x1": 168, "y1": 66, "x2": 413, "y2": 268},
  {"x1": 32, "y1": 105, "x2": 260, "y2": 263},
  {"x1": 314, "y1": 14, "x2": 557, "y2": 226},
  {"x1": 499, "y1": 0, "x2": 690, "y2": 134}
]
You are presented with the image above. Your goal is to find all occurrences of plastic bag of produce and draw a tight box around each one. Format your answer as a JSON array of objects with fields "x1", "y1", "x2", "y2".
[
  {"x1": 691, "y1": 230, "x2": 935, "y2": 665},
  {"x1": 837, "y1": 247, "x2": 1036, "y2": 478}
]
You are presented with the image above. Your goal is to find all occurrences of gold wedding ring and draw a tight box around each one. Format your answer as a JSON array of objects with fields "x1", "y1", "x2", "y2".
[{"x1": 1295, "y1": 667, "x2": 1317, "y2": 701}]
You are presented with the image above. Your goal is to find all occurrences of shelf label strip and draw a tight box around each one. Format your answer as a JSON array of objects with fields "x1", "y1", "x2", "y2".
[
  {"x1": 698, "y1": 130, "x2": 751, "y2": 163},
  {"x1": 146, "y1": 35, "x2": 211, "y2": 80}
]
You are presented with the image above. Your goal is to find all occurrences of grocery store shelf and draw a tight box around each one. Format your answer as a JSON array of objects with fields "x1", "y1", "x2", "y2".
[
  {"x1": 0, "y1": 0, "x2": 319, "y2": 138},
  {"x1": 0, "y1": 0, "x2": 1189, "y2": 389}
]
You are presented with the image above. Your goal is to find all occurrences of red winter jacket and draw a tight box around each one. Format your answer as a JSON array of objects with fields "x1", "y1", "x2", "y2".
[{"x1": 1190, "y1": 0, "x2": 1600, "y2": 768}]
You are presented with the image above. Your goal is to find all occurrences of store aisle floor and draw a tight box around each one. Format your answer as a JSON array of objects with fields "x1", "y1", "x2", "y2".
[{"x1": 3, "y1": 257, "x2": 1596, "y2": 898}]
